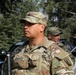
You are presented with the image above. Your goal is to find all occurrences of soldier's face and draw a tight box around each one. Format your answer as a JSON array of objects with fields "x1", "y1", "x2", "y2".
[
  {"x1": 47, "y1": 34, "x2": 60, "y2": 42},
  {"x1": 23, "y1": 21, "x2": 44, "y2": 39},
  {"x1": 51, "y1": 35, "x2": 60, "y2": 42}
]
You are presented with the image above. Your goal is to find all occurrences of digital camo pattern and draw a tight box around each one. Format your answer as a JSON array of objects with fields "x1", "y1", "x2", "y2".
[
  {"x1": 12, "y1": 38, "x2": 74, "y2": 75},
  {"x1": 49, "y1": 43, "x2": 74, "y2": 75},
  {"x1": 20, "y1": 12, "x2": 47, "y2": 26},
  {"x1": 12, "y1": 38, "x2": 53, "y2": 75},
  {"x1": 47, "y1": 27, "x2": 62, "y2": 36},
  {"x1": 57, "y1": 42, "x2": 75, "y2": 66}
]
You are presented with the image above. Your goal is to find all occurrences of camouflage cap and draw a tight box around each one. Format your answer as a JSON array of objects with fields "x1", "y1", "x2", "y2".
[
  {"x1": 20, "y1": 12, "x2": 47, "y2": 26},
  {"x1": 47, "y1": 27, "x2": 62, "y2": 36}
]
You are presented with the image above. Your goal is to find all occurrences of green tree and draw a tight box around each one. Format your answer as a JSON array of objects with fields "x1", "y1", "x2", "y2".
[
  {"x1": 0, "y1": 0, "x2": 22, "y2": 15},
  {"x1": 44, "y1": 0, "x2": 76, "y2": 40},
  {"x1": 0, "y1": 0, "x2": 39, "y2": 51}
]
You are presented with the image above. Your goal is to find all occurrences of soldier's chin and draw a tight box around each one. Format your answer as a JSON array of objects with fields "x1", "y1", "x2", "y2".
[
  {"x1": 25, "y1": 35, "x2": 30, "y2": 38},
  {"x1": 24, "y1": 34, "x2": 34, "y2": 39},
  {"x1": 25, "y1": 35, "x2": 31, "y2": 39}
]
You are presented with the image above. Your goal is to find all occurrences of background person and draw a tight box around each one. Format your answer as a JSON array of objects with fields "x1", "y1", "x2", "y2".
[
  {"x1": 47, "y1": 26, "x2": 75, "y2": 64},
  {"x1": 47, "y1": 26, "x2": 74, "y2": 51},
  {"x1": 47, "y1": 27, "x2": 62, "y2": 43}
]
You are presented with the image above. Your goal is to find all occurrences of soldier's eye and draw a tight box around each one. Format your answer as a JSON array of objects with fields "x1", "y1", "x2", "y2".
[{"x1": 24, "y1": 21, "x2": 36, "y2": 26}]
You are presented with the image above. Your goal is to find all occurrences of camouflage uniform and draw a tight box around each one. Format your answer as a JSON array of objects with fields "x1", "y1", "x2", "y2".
[
  {"x1": 12, "y1": 12, "x2": 74, "y2": 75},
  {"x1": 57, "y1": 42, "x2": 75, "y2": 65},
  {"x1": 12, "y1": 37, "x2": 74, "y2": 75},
  {"x1": 47, "y1": 27, "x2": 74, "y2": 75},
  {"x1": 12, "y1": 37, "x2": 54, "y2": 75},
  {"x1": 50, "y1": 43, "x2": 74, "y2": 75}
]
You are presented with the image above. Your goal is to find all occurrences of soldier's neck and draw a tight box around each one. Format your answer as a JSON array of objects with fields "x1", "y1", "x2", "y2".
[{"x1": 29, "y1": 36, "x2": 45, "y2": 47}]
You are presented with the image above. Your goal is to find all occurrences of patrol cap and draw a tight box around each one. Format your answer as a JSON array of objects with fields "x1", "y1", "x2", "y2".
[
  {"x1": 47, "y1": 27, "x2": 62, "y2": 36},
  {"x1": 20, "y1": 12, "x2": 47, "y2": 26}
]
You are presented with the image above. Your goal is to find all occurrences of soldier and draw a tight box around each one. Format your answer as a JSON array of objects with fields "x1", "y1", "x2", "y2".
[
  {"x1": 47, "y1": 26, "x2": 75, "y2": 66},
  {"x1": 47, "y1": 27, "x2": 62, "y2": 42},
  {"x1": 47, "y1": 26, "x2": 74, "y2": 51},
  {"x1": 12, "y1": 12, "x2": 74, "y2": 75}
]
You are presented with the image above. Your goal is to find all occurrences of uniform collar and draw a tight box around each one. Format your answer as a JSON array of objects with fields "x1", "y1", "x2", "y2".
[{"x1": 25, "y1": 37, "x2": 55, "y2": 52}]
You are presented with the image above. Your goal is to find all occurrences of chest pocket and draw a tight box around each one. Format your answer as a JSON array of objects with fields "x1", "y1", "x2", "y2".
[
  {"x1": 25, "y1": 51, "x2": 42, "y2": 71},
  {"x1": 13, "y1": 51, "x2": 29, "y2": 69},
  {"x1": 24, "y1": 46, "x2": 51, "y2": 71},
  {"x1": 13, "y1": 46, "x2": 51, "y2": 71}
]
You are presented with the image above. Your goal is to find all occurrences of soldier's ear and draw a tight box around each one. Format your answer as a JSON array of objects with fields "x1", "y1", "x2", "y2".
[
  {"x1": 40, "y1": 24, "x2": 45, "y2": 31},
  {"x1": 47, "y1": 34, "x2": 52, "y2": 40}
]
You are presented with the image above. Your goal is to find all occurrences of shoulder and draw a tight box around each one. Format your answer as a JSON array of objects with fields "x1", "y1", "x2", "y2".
[
  {"x1": 42, "y1": 37, "x2": 55, "y2": 48},
  {"x1": 57, "y1": 42, "x2": 64, "y2": 47},
  {"x1": 49, "y1": 43, "x2": 70, "y2": 59}
]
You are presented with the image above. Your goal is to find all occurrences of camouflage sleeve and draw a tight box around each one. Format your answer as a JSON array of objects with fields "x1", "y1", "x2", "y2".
[{"x1": 50, "y1": 43, "x2": 74, "y2": 75}]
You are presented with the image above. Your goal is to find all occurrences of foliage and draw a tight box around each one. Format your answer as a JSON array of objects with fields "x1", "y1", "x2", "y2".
[
  {"x1": 0, "y1": 0, "x2": 76, "y2": 51},
  {"x1": 0, "y1": 13, "x2": 23, "y2": 50},
  {"x1": 0, "y1": 0, "x2": 39, "y2": 51},
  {"x1": 44, "y1": 0, "x2": 76, "y2": 41}
]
